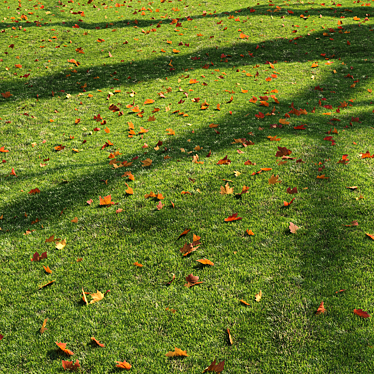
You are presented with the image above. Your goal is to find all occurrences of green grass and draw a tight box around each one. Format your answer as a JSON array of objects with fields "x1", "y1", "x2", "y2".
[{"x1": 1, "y1": 0, "x2": 374, "y2": 372}]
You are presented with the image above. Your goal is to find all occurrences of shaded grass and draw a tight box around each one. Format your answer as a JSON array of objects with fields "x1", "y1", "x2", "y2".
[{"x1": 1, "y1": 0, "x2": 374, "y2": 373}]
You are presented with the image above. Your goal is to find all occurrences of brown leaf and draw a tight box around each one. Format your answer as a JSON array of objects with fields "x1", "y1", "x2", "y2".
[
  {"x1": 269, "y1": 174, "x2": 281, "y2": 184},
  {"x1": 177, "y1": 228, "x2": 191, "y2": 240},
  {"x1": 184, "y1": 273, "x2": 203, "y2": 287},
  {"x1": 141, "y1": 158, "x2": 152, "y2": 167},
  {"x1": 203, "y1": 359, "x2": 225, "y2": 373}
]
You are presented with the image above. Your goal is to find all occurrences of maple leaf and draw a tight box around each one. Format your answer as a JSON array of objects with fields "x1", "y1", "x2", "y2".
[
  {"x1": 177, "y1": 228, "x2": 191, "y2": 240},
  {"x1": 40, "y1": 318, "x2": 48, "y2": 334},
  {"x1": 166, "y1": 347, "x2": 188, "y2": 357},
  {"x1": 255, "y1": 290, "x2": 262, "y2": 302},
  {"x1": 116, "y1": 360, "x2": 132, "y2": 370},
  {"x1": 125, "y1": 183, "x2": 134, "y2": 195},
  {"x1": 220, "y1": 183, "x2": 234, "y2": 195},
  {"x1": 55, "y1": 239, "x2": 67, "y2": 250},
  {"x1": 217, "y1": 155, "x2": 231, "y2": 165},
  {"x1": 203, "y1": 359, "x2": 225, "y2": 373},
  {"x1": 56, "y1": 342, "x2": 74, "y2": 356},
  {"x1": 0, "y1": 146, "x2": 9, "y2": 153},
  {"x1": 287, "y1": 187, "x2": 298, "y2": 194},
  {"x1": 29, "y1": 188, "x2": 41, "y2": 195},
  {"x1": 197, "y1": 259, "x2": 214, "y2": 266},
  {"x1": 99, "y1": 195, "x2": 115, "y2": 206},
  {"x1": 43, "y1": 266, "x2": 52, "y2": 274},
  {"x1": 31, "y1": 251, "x2": 47, "y2": 262},
  {"x1": 246, "y1": 229, "x2": 254, "y2": 236},
  {"x1": 90, "y1": 290, "x2": 104, "y2": 304},
  {"x1": 144, "y1": 99, "x2": 154, "y2": 105},
  {"x1": 91, "y1": 337, "x2": 105, "y2": 347},
  {"x1": 192, "y1": 154, "x2": 204, "y2": 164},
  {"x1": 141, "y1": 158, "x2": 152, "y2": 167},
  {"x1": 289, "y1": 222, "x2": 299, "y2": 233},
  {"x1": 157, "y1": 201, "x2": 163, "y2": 210},
  {"x1": 354, "y1": 309, "x2": 370, "y2": 318},
  {"x1": 224, "y1": 213, "x2": 242, "y2": 222},
  {"x1": 269, "y1": 174, "x2": 281, "y2": 184},
  {"x1": 316, "y1": 301, "x2": 326, "y2": 315},
  {"x1": 62, "y1": 360, "x2": 80, "y2": 371},
  {"x1": 275, "y1": 146, "x2": 292, "y2": 157},
  {"x1": 185, "y1": 273, "x2": 203, "y2": 288}
]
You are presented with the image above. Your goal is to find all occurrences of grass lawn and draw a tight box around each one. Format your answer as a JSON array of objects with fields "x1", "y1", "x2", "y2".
[{"x1": 1, "y1": 0, "x2": 374, "y2": 372}]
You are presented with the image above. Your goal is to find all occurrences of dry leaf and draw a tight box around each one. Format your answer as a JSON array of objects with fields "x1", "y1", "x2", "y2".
[
  {"x1": 62, "y1": 360, "x2": 80, "y2": 371},
  {"x1": 240, "y1": 299, "x2": 250, "y2": 306},
  {"x1": 90, "y1": 290, "x2": 104, "y2": 304},
  {"x1": 316, "y1": 301, "x2": 326, "y2": 315},
  {"x1": 91, "y1": 337, "x2": 105, "y2": 347},
  {"x1": 38, "y1": 280, "x2": 55, "y2": 289},
  {"x1": 40, "y1": 318, "x2": 48, "y2": 334},
  {"x1": 354, "y1": 309, "x2": 370, "y2": 318},
  {"x1": 56, "y1": 239, "x2": 67, "y2": 250},
  {"x1": 269, "y1": 174, "x2": 281, "y2": 184},
  {"x1": 255, "y1": 290, "x2": 262, "y2": 302},
  {"x1": 56, "y1": 342, "x2": 74, "y2": 356},
  {"x1": 43, "y1": 265, "x2": 52, "y2": 274},
  {"x1": 227, "y1": 328, "x2": 233, "y2": 345},
  {"x1": 184, "y1": 273, "x2": 203, "y2": 287},
  {"x1": 220, "y1": 183, "x2": 234, "y2": 195},
  {"x1": 166, "y1": 347, "x2": 188, "y2": 357},
  {"x1": 196, "y1": 259, "x2": 214, "y2": 266},
  {"x1": 289, "y1": 222, "x2": 299, "y2": 233},
  {"x1": 116, "y1": 360, "x2": 132, "y2": 370},
  {"x1": 71, "y1": 217, "x2": 78, "y2": 223},
  {"x1": 82, "y1": 287, "x2": 89, "y2": 305},
  {"x1": 141, "y1": 158, "x2": 152, "y2": 167},
  {"x1": 203, "y1": 359, "x2": 225, "y2": 373}
]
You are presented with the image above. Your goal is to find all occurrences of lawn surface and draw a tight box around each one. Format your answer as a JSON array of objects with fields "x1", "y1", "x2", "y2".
[{"x1": 1, "y1": 0, "x2": 374, "y2": 372}]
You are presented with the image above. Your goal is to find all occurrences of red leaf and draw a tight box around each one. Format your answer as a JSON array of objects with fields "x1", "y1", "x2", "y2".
[
  {"x1": 354, "y1": 309, "x2": 370, "y2": 318},
  {"x1": 224, "y1": 213, "x2": 242, "y2": 222}
]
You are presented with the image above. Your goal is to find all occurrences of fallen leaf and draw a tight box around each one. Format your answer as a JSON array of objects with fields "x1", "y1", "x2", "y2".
[
  {"x1": 90, "y1": 290, "x2": 104, "y2": 304},
  {"x1": 354, "y1": 309, "x2": 370, "y2": 318},
  {"x1": 166, "y1": 347, "x2": 188, "y2": 357},
  {"x1": 31, "y1": 251, "x2": 47, "y2": 262},
  {"x1": 134, "y1": 262, "x2": 143, "y2": 267},
  {"x1": 71, "y1": 217, "x2": 78, "y2": 223},
  {"x1": 91, "y1": 337, "x2": 105, "y2": 347},
  {"x1": 255, "y1": 290, "x2": 262, "y2": 302},
  {"x1": 116, "y1": 360, "x2": 132, "y2": 370},
  {"x1": 269, "y1": 174, "x2": 281, "y2": 184},
  {"x1": 203, "y1": 359, "x2": 225, "y2": 373},
  {"x1": 82, "y1": 287, "x2": 89, "y2": 305},
  {"x1": 289, "y1": 222, "x2": 299, "y2": 233},
  {"x1": 40, "y1": 318, "x2": 48, "y2": 334},
  {"x1": 224, "y1": 213, "x2": 242, "y2": 222},
  {"x1": 220, "y1": 183, "x2": 234, "y2": 195},
  {"x1": 196, "y1": 259, "x2": 214, "y2": 266},
  {"x1": 246, "y1": 229, "x2": 254, "y2": 236},
  {"x1": 43, "y1": 266, "x2": 52, "y2": 274},
  {"x1": 62, "y1": 360, "x2": 80, "y2": 371},
  {"x1": 184, "y1": 273, "x2": 203, "y2": 287},
  {"x1": 55, "y1": 239, "x2": 67, "y2": 250},
  {"x1": 125, "y1": 183, "x2": 134, "y2": 195},
  {"x1": 177, "y1": 228, "x2": 191, "y2": 240},
  {"x1": 227, "y1": 328, "x2": 233, "y2": 345},
  {"x1": 240, "y1": 299, "x2": 250, "y2": 306},
  {"x1": 141, "y1": 158, "x2": 152, "y2": 167},
  {"x1": 316, "y1": 301, "x2": 326, "y2": 315},
  {"x1": 99, "y1": 195, "x2": 115, "y2": 206},
  {"x1": 38, "y1": 280, "x2": 55, "y2": 289},
  {"x1": 56, "y1": 342, "x2": 74, "y2": 356}
]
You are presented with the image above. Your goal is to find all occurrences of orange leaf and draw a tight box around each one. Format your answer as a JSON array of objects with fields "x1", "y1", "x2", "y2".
[
  {"x1": 40, "y1": 318, "x2": 48, "y2": 334},
  {"x1": 366, "y1": 233, "x2": 374, "y2": 241},
  {"x1": 91, "y1": 337, "x2": 105, "y2": 347},
  {"x1": 166, "y1": 128, "x2": 175, "y2": 135},
  {"x1": 0, "y1": 146, "x2": 9, "y2": 153},
  {"x1": 43, "y1": 265, "x2": 52, "y2": 274},
  {"x1": 224, "y1": 213, "x2": 242, "y2": 222},
  {"x1": 177, "y1": 228, "x2": 191, "y2": 240},
  {"x1": 316, "y1": 301, "x2": 326, "y2": 315},
  {"x1": 99, "y1": 195, "x2": 115, "y2": 205},
  {"x1": 246, "y1": 229, "x2": 254, "y2": 236},
  {"x1": 249, "y1": 96, "x2": 257, "y2": 103},
  {"x1": 144, "y1": 99, "x2": 155, "y2": 105},
  {"x1": 317, "y1": 175, "x2": 329, "y2": 179},
  {"x1": 196, "y1": 259, "x2": 214, "y2": 266},
  {"x1": 125, "y1": 183, "x2": 134, "y2": 195},
  {"x1": 104, "y1": 127, "x2": 110, "y2": 133},
  {"x1": 289, "y1": 222, "x2": 299, "y2": 233},
  {"x1": 240, "y1": 300, "x2": 250, "y2": 306},
  {"x1": 284, "y1": 198, "x2": 295, "y2": 207},
  {"x1": 56, "y1": 342, "x2": 74, "y2": 356},
  {"x1": 166, "y1": 347, "x2": 188, "y2": 357},
  {"x1": 62, "y1": 360, "x2": 80, "y2": 371},
  {"x1": 354, "y1": 309, "x2": 370, "y2": 318},
  {"x1": 71, "y1": 217, "x2": 78, "y2": 223},
  {"x1": 116, "y1": 360, "x2": 132, "y2": 370},
  {"x1": 134, "y1": 262, "x2": 143, "y2": 267}
]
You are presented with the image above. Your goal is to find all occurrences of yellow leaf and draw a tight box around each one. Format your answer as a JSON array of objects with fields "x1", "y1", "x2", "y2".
[
  {"x1": 90, "y1": 290, "x2": 104, "y2": 304},
  {"x1": 55, "y1": 239, "x2": 66, "y2": 250},
  {"x1": 82, "y1": 287, "x2": 89, "y2": 305},
  {"x1": 255, "y1": 290, "x2": 262, "y2": 302},
  {"x1": 268, "y1": 174, "x2": 281, "y2": 184},
  {"x1": 220, "y1": 183, "x2": 234, "y2": 195}
]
